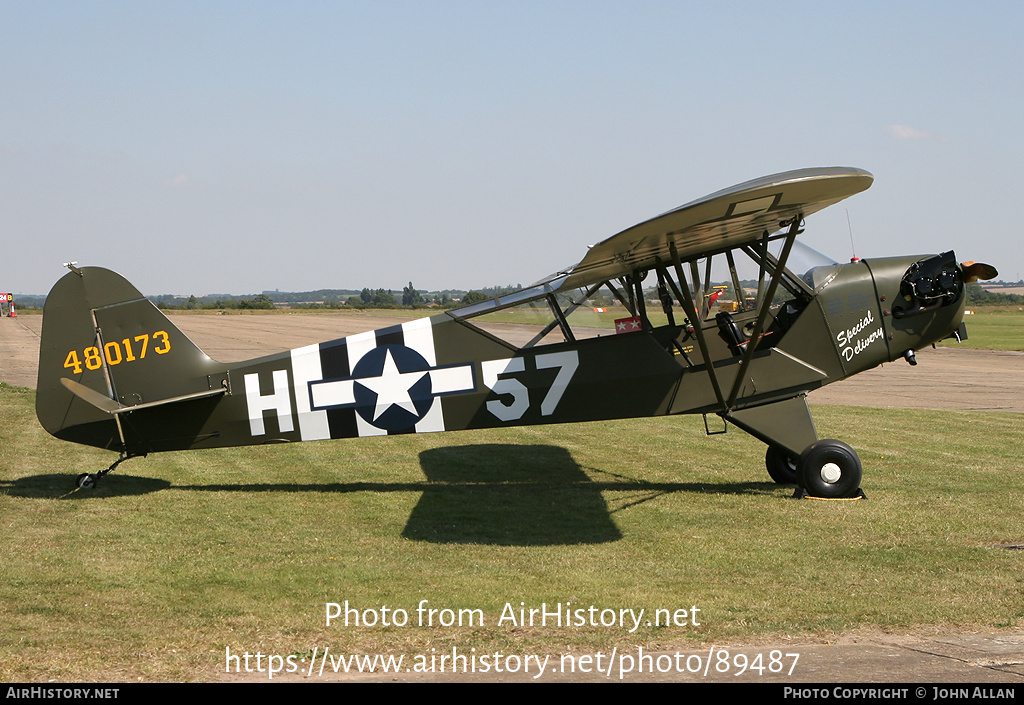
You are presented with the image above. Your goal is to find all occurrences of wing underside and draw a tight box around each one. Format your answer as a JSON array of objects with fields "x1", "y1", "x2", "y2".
[{"x1": 557, "y1": 166, "x2": 873, "y2": 290}]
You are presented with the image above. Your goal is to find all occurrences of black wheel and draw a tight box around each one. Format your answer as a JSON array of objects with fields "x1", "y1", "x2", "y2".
[
  {"x1": 76, "y1": 473, "x2": 97, "y2": 490},
  {"x1": 765, "y1": 445, "x2": 799, "y2": 485},
  {"x1": 798, "y1": 439, "x2": 862, "y2": 498}
]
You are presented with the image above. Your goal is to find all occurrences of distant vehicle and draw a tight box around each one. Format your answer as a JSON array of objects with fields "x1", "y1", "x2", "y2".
[
  {"x1": 708, "y1": 286, "x2": 739, "y2": 313},
  {"x1": 1, "y1": 293, "x2": 14, "y2": 317},
  {"x1": 36, "y1": 167, "x2": 996, "y2": 498}
]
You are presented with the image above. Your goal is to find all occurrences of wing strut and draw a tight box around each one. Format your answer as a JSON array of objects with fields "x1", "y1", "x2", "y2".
[
  {"x1": 724, "y1": 215, "x2": 802, "y2": 409},
  {"x1": 666, "y1": 214, "x2": 804, "y2": 416}
]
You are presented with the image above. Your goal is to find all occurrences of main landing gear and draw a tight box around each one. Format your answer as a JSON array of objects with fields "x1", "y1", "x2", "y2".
[
  {"x1": 765, "y1": 444, "x2": 800, "y2": 485},
  {"x1": 765, "y1": 440, "x2": 865, "y2": 499}
]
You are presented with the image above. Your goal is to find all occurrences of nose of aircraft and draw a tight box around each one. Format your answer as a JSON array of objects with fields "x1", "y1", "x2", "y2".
[
  {"x1": 891, "y1": 251, "x2": 966, "y2": 320},
  {"x1": 867, "y1": 252, "x2": 998, "y2": 362}
]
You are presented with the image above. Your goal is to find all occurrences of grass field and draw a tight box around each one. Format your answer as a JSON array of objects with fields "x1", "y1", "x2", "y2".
[
  {"x1": 962, "y1": 307, "x2": 1024, "y2": 351},
  {"x1": 2, "y1": 381, "x2": 1023, "y2": 682}
]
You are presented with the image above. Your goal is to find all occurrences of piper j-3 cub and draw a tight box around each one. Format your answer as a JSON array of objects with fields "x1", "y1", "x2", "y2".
[{"x1": 37, "y1": 167, "x2": 997, "y2": 498}]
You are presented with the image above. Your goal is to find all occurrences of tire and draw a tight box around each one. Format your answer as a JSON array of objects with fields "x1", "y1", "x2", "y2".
[
  {"x1": 798, "y1": 439, "x2": 862, "y2": 498},
  {"x1": 765, "y1": 445, "x2": 799, "y2": 485}
]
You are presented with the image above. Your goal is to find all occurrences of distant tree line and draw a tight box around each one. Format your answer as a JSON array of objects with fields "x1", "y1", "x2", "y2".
[
  {"x1": 966, "y1": 282, "x2": 1024, "y2": 305},
  {"x1": 259, "y1": 289, "x2": 360, "y2": 304},
  {"x1": 153, "y1": 293, "x2": 276, "y2": 310},
  {"x1": 340, "y1": 282, "x2": 519, "y2": 309},
  {"x1": 142, "y1": 282, "x2": 524, "y2": 311}
]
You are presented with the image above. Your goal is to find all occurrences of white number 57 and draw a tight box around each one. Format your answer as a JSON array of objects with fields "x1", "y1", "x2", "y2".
[{"x1": 481, "y1": 351, "x2": 579, "y2": 422}]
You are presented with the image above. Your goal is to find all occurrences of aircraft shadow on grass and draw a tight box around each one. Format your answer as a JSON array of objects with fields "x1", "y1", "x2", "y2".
[
  {"x1": 2, "y1": 474, "x2": 171, "y2": 498},
  {"x1": 7, "y1": 444, "x2": 781, "y2": 545},
  {"x1": 406, "y1": 443, "x2": 622, "y2": 545}
]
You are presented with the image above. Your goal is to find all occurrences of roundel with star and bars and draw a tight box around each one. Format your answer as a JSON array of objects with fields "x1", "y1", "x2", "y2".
[
  {"x1": 303, "y1": 318, "x2": 476, "y2": 438},
  {"x1": 350, "y1": 344, "x2": 435, "y2": 432}
]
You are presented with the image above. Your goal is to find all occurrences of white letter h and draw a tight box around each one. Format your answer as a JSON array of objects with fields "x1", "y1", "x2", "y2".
[{"x1": 244, "y1": 370, "x2": 295, "y2": 436}]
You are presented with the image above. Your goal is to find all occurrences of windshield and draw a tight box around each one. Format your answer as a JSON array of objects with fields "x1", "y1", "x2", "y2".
[{"x1": 769, "y1": 239, "x2": 840, "y2": 291}]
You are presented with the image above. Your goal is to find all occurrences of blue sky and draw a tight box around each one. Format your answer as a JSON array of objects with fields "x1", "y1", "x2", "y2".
[{"x1": 3, "y1": 1, "x2": 1022, "y2": 296}]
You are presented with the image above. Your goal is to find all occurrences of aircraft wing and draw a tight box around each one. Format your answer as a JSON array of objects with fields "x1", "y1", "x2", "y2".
[{"x1": 557, "y1": 166, "x2": 873, "y2": 291}]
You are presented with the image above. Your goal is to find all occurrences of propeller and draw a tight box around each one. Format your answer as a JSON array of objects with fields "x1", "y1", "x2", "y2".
[{"x1": 961, "y1": 261, "x2": 998, "y2": 283}]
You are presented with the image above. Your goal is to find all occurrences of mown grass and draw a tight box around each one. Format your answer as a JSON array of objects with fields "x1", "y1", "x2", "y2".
[
  {"x1": 2, "y1": 384, "x2": 1023, "y2": 682},
  {"x1": 961, "y1": 307, "x2": 1024, "y2": 351}
]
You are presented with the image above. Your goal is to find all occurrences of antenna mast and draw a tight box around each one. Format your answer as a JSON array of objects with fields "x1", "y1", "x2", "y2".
[{"x1": 846, "y1": 209, "x2": 859, "y2": 262}]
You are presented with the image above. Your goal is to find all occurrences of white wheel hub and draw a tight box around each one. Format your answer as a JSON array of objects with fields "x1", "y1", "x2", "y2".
[{"x1": 820, "y1": 462, "x2": 842, "y2": 484}]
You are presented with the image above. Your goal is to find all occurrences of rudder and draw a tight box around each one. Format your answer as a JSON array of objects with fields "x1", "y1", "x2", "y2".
[{"x1": 36, "y1": 266, "x2": 226, "y2": 451}]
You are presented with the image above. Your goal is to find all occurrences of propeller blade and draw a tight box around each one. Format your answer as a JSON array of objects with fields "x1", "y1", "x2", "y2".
[{"x1": 961, "y1": 261, "x2": 998, "y2": 283}]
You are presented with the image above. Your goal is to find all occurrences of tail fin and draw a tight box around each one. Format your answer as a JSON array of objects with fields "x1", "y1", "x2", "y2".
[{"x1": 36, "y1": 266, "x2": 226, "y2": 451}]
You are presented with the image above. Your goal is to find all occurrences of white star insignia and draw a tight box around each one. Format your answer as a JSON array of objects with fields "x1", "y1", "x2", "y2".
[{"x1": 355, "y1": 349, "x2": 427, "y2": 421}]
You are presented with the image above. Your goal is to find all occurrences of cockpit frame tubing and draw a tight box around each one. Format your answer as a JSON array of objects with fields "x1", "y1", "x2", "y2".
[
  {"x1": 670, "y1": 241, "x2": 728, "y2": 413},
  {"x1": 724, "y1": 216, "x2": 802, "y2": 409}
]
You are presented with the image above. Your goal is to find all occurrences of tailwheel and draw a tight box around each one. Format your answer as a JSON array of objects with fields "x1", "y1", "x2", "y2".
[
  {"x1": 798, "y1": 439, "x2": 863, "y2": 499},
  {"x1": 73, "y1": 452, "x2": 139, "y2": 490},
  {"x1": 765, "y1": 445, "x2": 799, "y2": 485}
]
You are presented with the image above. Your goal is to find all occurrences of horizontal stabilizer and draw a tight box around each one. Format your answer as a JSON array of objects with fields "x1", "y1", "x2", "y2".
[
  {"x1": 61, "y1": 377, "x2": 226, "y2": 415},
  {"x1": 60, "y1": 377, "x2": 121, "y2": 414}
]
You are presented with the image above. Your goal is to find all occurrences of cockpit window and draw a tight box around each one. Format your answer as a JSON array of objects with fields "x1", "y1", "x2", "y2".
[
  {"x1": 769, "y1": 240, "x2": 840, "y2": 292},
  {"x1": 447, "y1": 235, "x2": 833, "y2": 351}
]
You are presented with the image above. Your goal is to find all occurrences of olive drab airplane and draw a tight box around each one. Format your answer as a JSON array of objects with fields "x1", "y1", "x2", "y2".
[{"x1": 36, "y1": 167, "x2": 997, "y2": 499}]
